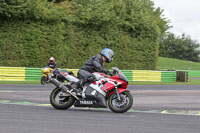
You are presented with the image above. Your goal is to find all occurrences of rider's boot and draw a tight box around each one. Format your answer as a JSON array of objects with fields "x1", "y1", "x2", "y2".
[
  {"x1": 74, "y1": 77, "x2": 95, "y2": 94},
  {"x1": 73, "y1": 79, "x2": 85, "y2": 94}
]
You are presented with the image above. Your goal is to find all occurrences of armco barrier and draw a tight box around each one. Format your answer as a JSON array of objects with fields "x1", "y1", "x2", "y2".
[
  {"x1": 132, "y1": 70, "x2": 176, "y2": 82},
  {"x1": 121, "y1": 70, "x2": 133, "y2": 81},
  {"x1": 184, "y1": 70, "x2": 200, "y2": 77},
  {"x1": 0, "y1": 67, "x2": 26, "y2": 81},
  {"x1": 132, "y1": 70, "x2": 162, "y2": 82},
  {"x1": 25, "y1": 68, "x2": 41, "y2": 81},
  {"x1": 162, "y1": 71, "x2": 177, "y2": 82},
  {"x1": 25, "y1": 68, "x2": 79, "y2": 81},
  {"x1": 0, "y1": 67, "x2": 177, "y2": 82}
]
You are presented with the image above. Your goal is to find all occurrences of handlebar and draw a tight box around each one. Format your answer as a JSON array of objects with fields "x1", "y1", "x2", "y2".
[
  {"x1": 108, "y1": 70, "x2": 117, "y2": 76},
  {"x1": 52, "y1": 68, "x2": 60, "y2": 75}
]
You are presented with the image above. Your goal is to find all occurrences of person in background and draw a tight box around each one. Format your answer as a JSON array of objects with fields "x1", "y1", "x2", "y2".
[
  {"x1": 41, "y1": 57, "x2": 57, "y2": 85},
  {"x1": 47, "y1": 57, "x2": 57, "y2": 69}
]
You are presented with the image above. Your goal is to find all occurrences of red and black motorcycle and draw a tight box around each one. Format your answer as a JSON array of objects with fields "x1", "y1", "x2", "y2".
[{"x1": 46, "y1": 67, "x2": 133, "y2": 113}]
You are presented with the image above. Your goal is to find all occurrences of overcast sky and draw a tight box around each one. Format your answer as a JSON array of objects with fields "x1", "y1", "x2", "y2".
[{"x1": 153, "y1": 0, "x2": 200, "y2": 43}]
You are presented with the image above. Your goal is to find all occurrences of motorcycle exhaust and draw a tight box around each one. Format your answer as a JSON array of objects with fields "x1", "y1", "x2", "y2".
[{"x1": 50, "y1": 78, "x2": 79, "y2": 100}]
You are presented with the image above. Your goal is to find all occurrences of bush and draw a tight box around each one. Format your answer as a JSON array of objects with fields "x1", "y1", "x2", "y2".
[{"x1": 0, "y1": 0, "x2": 168, "y2": 70}]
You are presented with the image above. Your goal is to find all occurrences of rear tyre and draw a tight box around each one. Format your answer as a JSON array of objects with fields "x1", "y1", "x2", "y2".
[
  {"x1": 50, "y1": 87, "x2": 75, "y2": 110},
  {"x1": 108, "y1": 91, "x2": 133, "y2": 113}
]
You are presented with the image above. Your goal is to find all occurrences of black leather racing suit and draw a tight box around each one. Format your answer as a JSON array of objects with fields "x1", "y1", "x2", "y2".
[
  {"x1": 77, "y1": 54, "x2": 109, "y2": 83},
  {"x1": 47, "y1": 62, "x2": 57, "y2": 69}
]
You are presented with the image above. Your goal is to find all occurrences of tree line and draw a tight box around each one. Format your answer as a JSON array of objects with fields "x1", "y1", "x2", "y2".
[
  {"x1": 4, "y1": 0, "x2": 197, "y2": 70},
  {"x1": 0, "y1": 0, "x2": 169, "y2": 69},
  {"x1": 159, "y1": 33, "x2": 200, "y2": 62}
]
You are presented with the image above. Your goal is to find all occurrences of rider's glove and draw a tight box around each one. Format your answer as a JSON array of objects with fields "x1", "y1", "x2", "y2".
[
  {"x1": 104, "y1": 70, "x2": 113, "y2": 76},
  {"x1": 53, "y1": 68, "x2": 60, "y2": 75},
  {"x1": 108, "y1": 71, "x2": 113, "y2": 76}
]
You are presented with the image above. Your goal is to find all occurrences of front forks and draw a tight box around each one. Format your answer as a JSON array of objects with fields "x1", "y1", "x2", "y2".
[
  {"x1": 115, "y1": 87, "x2": 121, "y2": 101},
  {"x1": 114, "y1": 81, "x2": 121, "y2": 101}
]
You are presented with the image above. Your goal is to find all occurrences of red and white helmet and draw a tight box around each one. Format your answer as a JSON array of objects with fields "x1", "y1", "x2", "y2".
[{"x1": 49, "y1": 57, "x2": 55, "y2": 63}]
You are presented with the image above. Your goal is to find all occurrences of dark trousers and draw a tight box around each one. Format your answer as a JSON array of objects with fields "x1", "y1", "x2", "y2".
[{"x1": 77, "y1": 69, "x2": 95, "y2": 83}]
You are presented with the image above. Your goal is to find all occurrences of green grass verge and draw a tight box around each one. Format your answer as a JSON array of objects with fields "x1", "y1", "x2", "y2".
[
  {"x1": 158, "y1": 57, "x2": 200, "y2": 70},
  {"x1": 129, "y1": 79, "x2": 200, "y2": 85},
  {"x1": 0, "y1": 81, "x2": 40, "y2": 84},
  {"x1": 0, "y1": 79, "x2": 200, "y2": 85}
]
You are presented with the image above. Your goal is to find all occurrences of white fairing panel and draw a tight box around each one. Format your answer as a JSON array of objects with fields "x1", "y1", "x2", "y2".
[
  {"x1": 93, "y1": 73, "x2": 105, "y2": 80},
  {"x1": 65, "y1": 75, "x2": 79, "y2": 82},
  {"x1": 89, "y1": 83, "x2": 106, "y2": 96},
  {"x1": 82, "y1": 86, "x2": 87, "y2": 98}
]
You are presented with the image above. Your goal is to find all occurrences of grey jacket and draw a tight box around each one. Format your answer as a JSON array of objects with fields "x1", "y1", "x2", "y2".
[{"x1": 80, "y1": 54, "x2": 108, "y2": 74}]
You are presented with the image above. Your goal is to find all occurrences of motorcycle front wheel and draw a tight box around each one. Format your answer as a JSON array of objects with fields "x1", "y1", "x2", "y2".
[
  {"x1": 108, "y1": 91, "x2": 133, "y2": 113},
  {"x1": 50, "y1": 87, "x2": 75, "y2": 110},
  {"x1": 41, "y1": 76, "x2": 47, "y2": 85}
]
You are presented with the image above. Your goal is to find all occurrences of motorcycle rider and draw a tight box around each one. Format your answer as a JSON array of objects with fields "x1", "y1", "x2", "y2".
[
  {"x1": 41, "y1": 57, "x2": 57, "y2": 84},
  {"x1": 47, "y1": 57, "x2": 57, "y2": 69},
  {"x1": 74, "y1": 48, "x2": 114, "y2": 89}
]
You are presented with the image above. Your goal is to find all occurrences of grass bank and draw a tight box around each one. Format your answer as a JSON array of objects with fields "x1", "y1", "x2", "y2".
[{"x1": 158, "y1": 57, "x2": 200, "y2": 70}]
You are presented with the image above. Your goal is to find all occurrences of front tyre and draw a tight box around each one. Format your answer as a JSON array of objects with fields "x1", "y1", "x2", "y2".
[
  {"x1": 41, "y1": 76, "x2": 47, "y2": 85},
  {"x1": 108, "y1": 91, "x2": 133, "y2": 113},
  {"x1": 50, "y1": 87, "x2": 75, "y2": 110}
]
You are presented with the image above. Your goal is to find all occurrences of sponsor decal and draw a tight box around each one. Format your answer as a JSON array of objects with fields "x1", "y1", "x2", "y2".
[
  {"x1": 90, "y1": 84, "x2": 106, "y2": 96},
  {"x1": 91, "y1": 90, "x2": 97, "y2": 96},
  {"x1": 80, "y1": 100, "x2": 93, "y2": 105}
]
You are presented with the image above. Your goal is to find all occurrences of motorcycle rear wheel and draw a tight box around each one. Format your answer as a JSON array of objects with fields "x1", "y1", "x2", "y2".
[
  {"x1": 108, "y1": 91, "x2": 133, "y2": 113},
  {"x1": 50, "y1": 87, "x2": 75, "y2": 110}
]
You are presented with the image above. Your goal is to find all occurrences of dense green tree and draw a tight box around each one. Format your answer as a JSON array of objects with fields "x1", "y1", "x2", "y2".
[
  {"x1": 159, "y1": 33, "x2": 200, "y2": 62},
  {"x1": 0, "y1": 0, "x2": 169, "y2": 69},
  {"x1": 0, "y1": 0, "x2": 70, "y2": 22}
]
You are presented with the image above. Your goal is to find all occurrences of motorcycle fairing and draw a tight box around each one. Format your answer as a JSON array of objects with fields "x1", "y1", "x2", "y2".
[
  {"x1": 108, "y1": 88, "x2": 129, "y2": 96},
  {"x1": 93, "y1": 72, "x2": 108, "y2": 80},
  {"x1": 62, "y1": 72, "x2": 79, "y2": 82},
  {"x1": 89, "y1": 82, "x2": 106, "y2": 96},
  {"x1": 103, "y1": 80, "x2": 115, "y2": 92},
  {"x1": 80, "y1": 86, "x2": 107, "y2": 107}
]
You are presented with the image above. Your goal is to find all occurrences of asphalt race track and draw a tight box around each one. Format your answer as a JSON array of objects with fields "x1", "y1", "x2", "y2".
[{"x1": 0, "y1": 84, "x2": 200, "y2": 133}]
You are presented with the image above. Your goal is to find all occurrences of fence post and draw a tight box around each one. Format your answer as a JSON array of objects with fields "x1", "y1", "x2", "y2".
[{"x1": 176, "y1": 71, "x2": 188, "y2": 82}]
